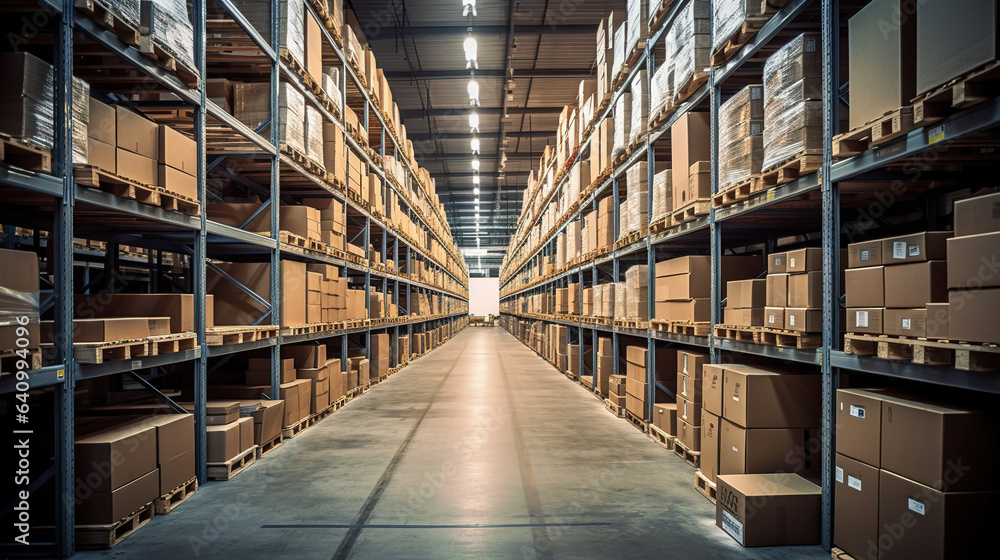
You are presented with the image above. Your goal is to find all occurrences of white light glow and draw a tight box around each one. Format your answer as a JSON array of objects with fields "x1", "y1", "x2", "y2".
[
  {"x1": 473, "y1": 186, "x2": 480, "y2": 195},
  {"x1": 467, "y1": 79, "x2": 480, "y2": 106},
  {"x1": 469, "y1": 112, "x2": 479, "y2": 133},
  {"x1": 470, "y1": 137, "x2": 480, "y2": 153},
  {"x1": 463, "y1": 0, "x2": 476, "y2": 17},
  {"x1": 464, "y1": 37, "x2": 478, "y2": 69},
  {"x1": 474, "y1": 205, "x2": 480, "y2": 211},
  {"x1": 471, "y1": 158, "x2": 480, "y2": 171}
]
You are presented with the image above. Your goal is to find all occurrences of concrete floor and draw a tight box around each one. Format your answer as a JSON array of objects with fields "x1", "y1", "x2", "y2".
[{"x1": 78, "y1": 328, "x2": 828, "y2": 560}]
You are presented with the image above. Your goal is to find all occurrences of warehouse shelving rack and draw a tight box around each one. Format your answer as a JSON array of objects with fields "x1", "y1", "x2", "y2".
[
  {"x1": 0, "y1": 1, "x2": 467, "y2": 556},
  {"x1": 499, "y1": 0, "x2": 1000, "y2": 550}
]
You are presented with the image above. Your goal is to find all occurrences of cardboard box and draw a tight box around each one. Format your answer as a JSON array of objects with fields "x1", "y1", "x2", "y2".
[
  {"x1": 924, "y1": 302, "x2": 949, "y2": 338},
  {"x1": 785, "y1": 248, "x2": 822, "y2": 273},
  {"x1": 75, "y1": 468, "x2": 159, "y2": 525},
  {"x1": 784, "y1": 308, "x2": 822, "y2": 333},
  {"x1": 677, "y1": 396, "x2": 701, "y2": 426},
  {"x1": 625, "y1": 375, "x2": 646, "y2": 399},
  {"x1": 848, "y1": 0, "x2": 917, "y2": 129},
  {"x1": 720, "y1": 419, "x2": 821, "y2": 477},
  {"x1": 763, "y1": 307, "x2": 784, "y2": 329},
  {"x1": 847, "y1": 307, "x2": 883, "y2": 334},
  {"x1": 947, "y1": 231, "x2": 1000, "y2": 289},
  {"x1": 116, "y1": 106, "x2": 158, "y2": 158},
  {"x1": 206, "y1": 422, "x2": 241, "y2": 463},
  {"x1": 75, "y1": 422, "x2": 158, "y2": 492},
  {"x1": 652, "y1": 403, "x2": 677, "y2": 436},
  {"x1": 655, "y1": 299, "x2": 711, "y2": 322},
  {"x1": 786, "y1": 271, "x2": 822, "y2": 308},
  {"x1": 677, "y1": 370, "x2": 702, "y2": 402},
  {"x1": 716, "y1": 473, "x2": 821, "y2": 547},
  {"x1": 239, "y1": 400, "x2": 285, "y2": 444},
  {"x1": 158, "y1": 125, "x2": 196, "y2": 176},
  {"x1": 87, "y1": 138, "x2": 116, "y2": 172},
  {"x1": 948, "y1": 288, "x2": 1000, "y2": 343},
  {"x1": 883, "y1": 308, "x2": 928, "y2": 337},
  {"x1": 237, "y1": 416, "x2": 253, "y2": 452},
  {"x1": 158, "y1": 164, "x2": 197, "y2": 199},
  {"x1": 89, "y1": 97, "x2": 116, "y2": 143},
  {"x1": 159, "y1": 447, "x2": 195, "y2": 495},
  {"x1": 767, "y1": 252, "x2": 787, "y2": 274},
  {"x1": 954, "y1": 190, "x2": 1000, "y2": 237},
  {"x1": 677, "y1": 350, "x2": 707, "y2": 378},
  {"x1": 881, "y1": 232, "x2": 951, "y2": 264},
  {"x1": 702, "y1": 364, "x2": 725, "y2": 416},
  {"x1": 625, "y1": 392, "x2": 645, "y2": 419},
  {"x1": 51, "y1": 318, "x2": 151, "y2": 343},
  {"x1": 848, "y1": 240, "x2": 882, "y2": 268},
  {"x1": 723, "y1": 368, "x2": 820, "y2": 428},
  {"x1": 877, "y1": 469, "x2": 995, "y2": 560},
  {"x1": 116, "y1": 148, "x2": 158, "y2": 186},
  {"x1": 883, "y1": 261, "x2": 947, "y2": 308},
  {"x1": 765, "y1": 274, "x2": 788, "y2": 307},
  {"x1": 670, "y1": 112, "x2": 711, "y2": 209},
  {"x1": 834, "y1": 454, "x2": 880, "y2": 560},
  {"x1": 880, "y1": 393, "x2": 994, "y2": 491},
  {"x1": 209, "y1": 260, "x2": 307, "y2": 326},
  {"x1": 916, "y1": 0, "x2": 999, "y2": 95},
  {"x1": 701, "y1": 410, "x2": 721, "y2": 483},
  {"x1": 678, "y1": 418, "x2": 701, "y2": 451},
  {"x1": 73, "y1": 293, "x2": 209, "y2": 334},
  {"x1": 836, "y1": 388, "x2": 885, "y2": 467},
  {"x1": 845, "y1": 266, "x2": 884, "y2": 308},
  {"x1": 727, "y1": 279, "x2": 766, "y2": 309}
]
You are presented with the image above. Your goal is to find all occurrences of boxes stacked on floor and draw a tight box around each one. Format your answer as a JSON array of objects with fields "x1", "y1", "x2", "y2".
[
  {"x1": 845, "y1": 232, "x2": 950, "y2": 336},
  {"x1": 238, "y1": 399, "x2": 285, "y2": 446},
  {"x1": 597, "y1": 336, "x2": 613, "y2": 396},
  {"x1": 764, "y1": 248, "x2": 823, "y2": 332},
  {"x1": 675, "y1": 350, "x2": 707, "y2": 449},
  {"x1": 718, "y1": 85, "x2": 764, "y2": 189},
  {"x1": 947, "y1": 190, "x2": 1000, "y2": 343},
  {"x1": 711, "y1": 363, "x2": 823, "y2": 547},
  {"x1": 833, "y1": 388, "x2": 996, "y2": 559},
  {"x1": 670, "y1": 112, "x2": 711, "y2": 212},
  {"x1": 762, "y1": 33, "x2": 823, "y2": 172},
  {"x1": 196, "y1": 401, "x2": 255, "y2": 465}
]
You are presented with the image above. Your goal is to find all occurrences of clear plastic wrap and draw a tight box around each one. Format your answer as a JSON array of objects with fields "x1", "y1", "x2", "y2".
[
  {"x1": 762, "y1": 34, "x2": 823, "y2": 170},
  {"x1": 0, "y1": 52, "x2": 55, "y2": 151},
  {"x1": 626, "y1": 161, "x2": 649, "y2": 232},
  {"x1": 718, "y1": 85, "x2": 763, "y2": 187},
  {"x1": 234, "y1": 81, "x2": 305, "y2": 155},
  {"x1": 106, "y1": 0, "x2": 140, "y2": 27},
  {"x1": 613, "y1": 92, "x2": 632, "y2": 156},
  {"x1": 630, "y1": 70, "x2": 648, "y2": 143},
  {"x1": 143, "y1": 0, "x2": 196, "y2": 72},
  {"x1": 236, "y1": 0, "x2": 305, "y2": 66},
  {"x1": 625, "y1": 265, "x2": 649, "y2": 319},
  {"x1": 650, "y1": 62, "x2": 671, "y2": 118},
  {"x1": 613, "y1": 282, "x2": 626, "y2": 320},
  {"x1": 343, "y1": 24, "x2": 363, "y2": 66},
  {"x1": 651, "y1": 169, "x2": 672, "y2": 221},
  {"x1": 72, "y1": 77, "x2": 90, "y2": 165},
  {"x1": 627, "y1": 0, "x2": 648, "y2": 55},
  {"x1": 712, "y1": 0, "x2": 758, "y2": 53},
  {"x1": 720, "y1": 136, "x2": 764, "y2": 187},
  {"x1": 304, "y1": 104, "x2": 323, "y2": 167},
  {"x1": 322, "y1": 69, "x2": 343, "y2": 113},
  {"x1": 612, "y1": 23, "x2": 627, "y2": 82},
  {"x1": 619, "y1": 198, "x2": 632, "y2": 237},
  {"x1": 763, "y1": 33, "x2": 821, "y2": 94},
  {"x1": 667, "y1": 0, "x2": 710, "y2": 99}
]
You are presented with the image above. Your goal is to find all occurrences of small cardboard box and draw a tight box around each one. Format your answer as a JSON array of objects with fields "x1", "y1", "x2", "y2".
[
  {"x1": 836, "y1": 388, "x2": 886, "y2": 467},
  {"x1": 848, "y1": 240, "x2": 882, "y2": 268},
  {"x1": 727, "y1": 279, "x2": 766, "y2": 309},
  {"x1": 716, "y1": 473, "x2": 821, "y2": 547},
  {"x1": 88, "y1": 97, "x2": 116, "y2": 143},
  {"x1": 206, "y1": 421, "x2": 241, "y2": 463},
  {"x1": 784, "y1": 308, "x2": 822, "y2": 333},
  {"x1": 765, "y1": 274, "x2": 788, "y2": 307},
  {"x1": 953, "y1": 190, "x2": 1000, "y2": 237},
  {"x1": 834, "y1": 453, "x2": 880, "y2": 560},
  {"x1": 786, "y1": 270, "x2": 823, "y2": 308},
  {"x1": 720, "y1": 419, "x2": 820, "y2": 477},
  {"x1": 87, "y1": 137, "x2": 116, "y2": 172},
  {"x1": 158, "y1": 164, "x2": 197, "y2": 199},
  {"x1": 845, "y1": 266, "x2": 884, "y2": 308},
  {"x1": 677, "y1": 370, "x2": 702, "y2": 402},
  {"x1": 883, "y1": 261, "x2": 947, "y2": 308},
  {"x1": 763, "y1": 307, "x2": 784, "y2": 329},
  {"x1": 652, "y1": 403, "x2": 677, "y2": 436},
  {"x1": 158, "y1": 125, "x2": 196, "y2": 175},
  {"x1": 116, "y1": 106, "x2": 158, "y2": 158},
  {"x1": 702, "y1": 364, "x2": 725, "y2": 417},
  {"x1": 723, "y1": 368, "x2": 821, "y2": 428},
  {"x1": 880, "y1": 231, "x2": 951, "y2": 264},
  {"x1": 847, "y1": 308, "x2": 883, "y2": 334},
  {"x1": 677, "y1": 396, "x2": 701, "y2": 426},
  {"x1": 678, "y1": 417, "x2": 701, "y2": 451},
  {"x1": 767, "y1": 252, "x2": 787, "y2": 274},
  {"x1": 116, "y1": 148, "x2": 158, "y2": 186},
  {"x1": 785, "y1": 248, "x2": 822, "y2": 273}
]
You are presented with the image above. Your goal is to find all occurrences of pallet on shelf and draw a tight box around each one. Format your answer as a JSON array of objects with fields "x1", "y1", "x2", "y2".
[
  {"x1": 0, "y1": 133, "x2": 52, "y2": 173},
  {"x1": 648, "y1": 0, "x2": 680, "y2": 35},
  {"x1": 68, "y1": 339, "x2": 150, "y2": 364},
  {"x1": 206, "y1": 446, "x2": 257, "y2": 480},
  {"x1": 157, "y1": 188, "x2": 201, "y2": 216},
  {"x1": 74, "y1": 165, "x2": 161, "y2": 206},
  {"x1": 673, "y1": 70, "x2": 710, "y2": 105},
  {"x1": 843, "y1": 334, "x2": 1000, "y2": 371},
  {"x1": 147, "y1": 332, "x2": 197, "y2": 356},
  {"x1": 256, "y1": 434, "x2": 282, "y2": 458},
  {"x1": 648, "y1": 424, "x2": 675, "y2": 449},
  {"x1": 205, "y1": 325, "x2": 279, "y2": 346},
  {"x1": 649, "y1": 214, "x2": 672, "y2": 233},
  {"x1": 712, "y1": 177, "x2": 757, "y2": 208},
  {"x1": 672, "y1": 438, "x2": 701, "y2": 468},
  {"x1": 138, "y1": 32, "x2": 200, "y2": 88},
  {"x1": 604, "y1": 398, "x2": 625, "y2": 418},
  {"x1": 75, "y1": 0, "x2": 140, "y2": 48},
  {"x1": 713, "y1": 324, "x2": 762, "y2": 343},
  {"x1": 694, "y1": 470, "x2": 717, "y2": 504},
  {"x1": 832, "y1": 106, "x2": 917, "y2": 159},
  {"x1": 755, "y1": 153, "x2": 823, "y2": 190},
  {"x1": 671, "y1": 200, "x2": 711, "y2": 224},
  {"x1": 154, "y1": 476, "x2": 198, "y2": 515},
  {"x1": 74, "y1": 501, "x2": 154, "y2": 549},
  {"x1": 0, "y1": 347, "x2": 42, "y2": 374},
  {"x1": 758, "y1": 328, "x2": 822, "y2": 349},
  {"x1": 652, "y1": 319, "x2": 710, "y2": 336},
  {"x1": 914, "y1": 59, "x2": 1000, "y2": 126},
  {"x1": 710, "y1": 16, "x2": 771, "y2": 67},
  {"x1": 614, "y1": 318, "x2": 649, "y2": 330}
]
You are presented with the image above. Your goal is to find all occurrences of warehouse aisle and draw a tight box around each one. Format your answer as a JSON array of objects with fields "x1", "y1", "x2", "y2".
[{"x1": 76, "y1": 328, "x2": 827, "y2": 560}]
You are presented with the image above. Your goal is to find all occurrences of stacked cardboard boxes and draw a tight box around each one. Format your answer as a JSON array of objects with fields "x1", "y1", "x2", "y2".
[
  {"x1": 676, "y1": 350, "x2": 708, "y2": 451},
  {"x1": 208, "y1": 260, "x2": 307, "y2": 327},
  {"x1": 655, "y1": 255, "x2": 761, "y2": 322},
  {"x1": 597, "y1": 336, "x2": 613, "y2": 396},
  {"x1": 947, "y1": 191, "x2": 1000, "y2": 343},
  {"x1": 0, "y1": 249, "x2": 39, "y2": 354},
  {"x1": 762, "y1": 34, "x2": 823, "y2": 171},
  {"x1": 718, "y1": 85, "x2": 764, "y2": 189},
  {"x1": 724, "y1": 278, "x2": 766, "y2": 327},
  {"x1": 670, "y1": 112, "x2": 711, "y2": 212}
]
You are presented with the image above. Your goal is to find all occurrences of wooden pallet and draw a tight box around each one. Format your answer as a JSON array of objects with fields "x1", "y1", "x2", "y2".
[
  {"x1": 694, "y1": 470, "x2": 717, "y2": 504},
  {"x1": 649, "y1": 215, "x2": 672, "y2": 233},
  {"x1": 154, "y1": 476, "x2": 198, "y2": 515},
  {"x1": 832, "y1": 106, "x2": 917, "y2": 159},
  {"x1": 0, "y1": 133, "x2": 52, "y2": 173},
  {"x1": 207, "y1": 446, "x2": 257, "y2": 480},
  {"x1": 648, "y1": 0, "x2": 679, "y2": 33},
  {"x1": 914, "y1": 60, "x2": 1000, "y2": 126},
  {"x1": 75, "y1": 165, "x2": 161, "y2": 205},
  {"x1": 673, "y1": 70, "x2": 710, "y2": 104},
  {"x1": 147, "y1": 332, "x2": 197, "y2": 356},
  {"x1": 671, "y1": 200, "x2": 711, "y2": 224},
  {"x1": 712, "y1": 177, "x2": 756, "y2": 208},
  {"x1": 648, "y1": 424, "x2": 675, "y2": 450},
  {"x1": 0, "y1": 347, "x2": 42, "y2": 374},
  {"x1": 831, "y1": 547, "x2": 857, "y2": 560},
  {"x1": 158, "y1": 188, "x2": 201, "y2": 215},
  {"x1": 758, "y1": 328, "x2": 822, "y2": 349},
  {"x1": 614, "y1": 318, "x2": 650, "y2": 330},
  {"x1": 843, "y1": 334, "x2": 1000, "y2": 371},
  {"x1": 256, "y1": 434, "x2": 283, "y2": 458},
  {"x1": 713, "y1": 324, "x2": 762, "y2": 343},
  {"x1": 652, "y1": 320, "x2": 711, "y2": 336},
  {"x1": 756, "y1": 153, "x2": 823, "y2": 190},
  {"x1": 205, "y1": 325, "x2": 279, "y2": 346},
  {"x1": 71, "y1": 339, "x2": 149, "y2": 364},
  {"x1": 615, "y1": 229, "x2": 642, "y2": 249},
  {"x1": 710, "y1": 16, "x2": 771, "y2": 67},
  {"x1": 74, "y1": 501, "x2": 154, "y2": 549},
  {"x1": 625, "y1": 410, "x2": 648, "y2": 432},
  {"x1": 75, "y1": 0, "x2": 140, "y2": 47},
  {"x1": 604, "y1": 398, "x2": 625, "y2": 418},
  {"x1": 138, "y1": 31, "x2": 200, "y2": 87},
  {"x1": 672, "y1": 439, "x2": 701, "y2": 468},
  {"x1": 281, "y1": 415, "x2": 315, "y2": 439}
]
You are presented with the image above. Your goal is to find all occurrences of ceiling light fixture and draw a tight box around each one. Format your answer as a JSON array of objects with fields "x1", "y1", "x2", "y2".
[
  {"x1": 474, "y1": 204, "x2": 480, "y2": 211},
  {"x1": 472, "y1": 174, "x2": 480, "y2": 185},
  {"x1": 471, "y1": 158, "x2": 480, "y2": 171},
  {"x1": 470, "y1": 137, "x2": 480, "y2": 154},
  {"x1": 463, "y1": 0, "x2": 476, "y2": 17},
  {"x1": 469, "y1": 111, "x2": 479, "y2": 133},
  {"x1": 467, "y1": 79, "x2": 480, "y2": 106},
  {"x1": 464, "y1": 36, "x2": 478, "y2": 69},
  {"x1": 474, "y1": 186, "x2": 480, "y2": 195}
]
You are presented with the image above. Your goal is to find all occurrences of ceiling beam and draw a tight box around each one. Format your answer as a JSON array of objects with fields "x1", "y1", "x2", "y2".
[
  {"x1": 408, "y1": 131, "x2": 554, "y2": 140},
  {"x1": 374, "y1": 25, "x2": 597, "y2": 36},
  {"x1": 384, "y1": 69, "x2": 592, "y2": 80},
  {"x1": 431, "y1": 171, "x2": 530, "y2": 178},
  {"x1": 420, "y1": 152, "x2": 543, "y2": 160},
  {"x1": 398, "y1": 107, "x2": 563, "y2": 119}
]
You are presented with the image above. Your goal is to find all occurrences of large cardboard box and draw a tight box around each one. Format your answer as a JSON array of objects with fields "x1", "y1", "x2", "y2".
[
  {"x1": 75, "y1": 468, "x2": 159, "y2": 525},
  {"x1": 836, "y1": 388, "x2": 885, "y2": 467},
  {"x1": 848, "y1": 240, "x2": 882, "y2": 268},
  {"x1": 677, "y1": 370, "x2": 702, "y2": 403},
  {"x1": 74, "y1": 293, "x2": 210, "y2": 333},
  {"x1": 879, "y1": 393, "x2": 994, "y2": 491},
  {"x1": 723, "y1": 367, "x2": 820, "y2": 428},
  {"x1": 677, "y1": 396, "x2": 701, "y2": 426},
  {"x1": 947, "y1": 231, "x2": 1000, "y2": 289},
  {"x1": 159, "y1": 447, "x2": 195, "y2": 495},
  {"x1": 720, "y1": 419, "x2": 821, "y2": 477},
  {"x1": 75, "y1": 422, "x2": 157, "y2": 492},
  {"x1": 89, "y1": 97, "x2": 116, "y2": 143},
  {"x1": 845, "y1": 266, "x2": 884, "y2": 308},
  {"x1": 767, "y1": 252, "x2": 787, "y2": 274},
  {"x1": 884, "y1": 308, "x2": 931, "y2": 337},
  {"x1": 949, "y1": 288, "x2": 1000, "y2": 343},
  {"x1": 881, "y1": 232, "x2": 951, "y2": 264},
  {"x1": 784, "y1": 308, "x2": 822, "y2": 333},
  {"x1": 834, "y1": 454, "x2": 880, "y2": 560},
  {"x1": 763, "y1": 307, "x2": 784, "y2": 329},
  {"x1": 702, "y1": 364, "x2": 725, "y2": 416},
  {"x1": 239, "y1": 400, "x2": 285, "y2": 445},
  {"x1": 678, "y1": 418, "x2": 701, "y2": 451},
  {"x1": 46, "y1": 318, "x2": 150, "y2": 343},
  {"x1": 206, "y1": 422, "x2": 241, "y2": 463},
  {"x1": 116, "y1": 148, "x2": 158, "y2": 186},
  {"x1": 916, "y1": 0, "x2": 999, "y2": 95},
  {"x1": 954, "y1": 190, "x2": 1000, "y2": 237},
  {"x1": 87, "y1": 138, "x2": 116, "y2": 172},
  {"x1": 677, "y1": 350, "x2": 707, "y2": 379},
  {"x1": 716, "y1": 473, "x2": 821, "y2": 547},
  {"x1": 652, "y1": 403, "x2": 677, "y2": 435},
  {"x1": 786, "y1": 271, "x2": 822, "y2": 308},
  {"x1": 765, "y1": 274, "x2": 788, "y2": 307},
  {"x1": 158, "y1": 125, "x2": 196, "y2": 176},
  {"x1": 848, "y1": 0, "x2": 916, "y2": 129},
  {"x1": 785, "y1": 248, "x2": 822, "y2": 274},
  {"x1": 883, "y1": 261, "x2": 947, "y2": 308},
  {"x1": 158, "y1": 165, "x2": 197, "y2": 199},
  {"x1": 209, "y1": 260, "x2": 307, "y2": 326},
  {"x1": 725, "y1": 307, "x2": 764, "y2": 327},
  {"x1": 847, "y1": 307, "x2": 883, "y2": 334},
  {"x1": 655, "y1": 299, "x2": 711, "y2": 322},
  {"x1": 670, "y1": 112, "x2": 711, "y2": 209},
  {"x1": 116, "y1": 106, "x2": 158, "y2": 158},
  {"x1": 877, "y1": 469, "x2": 995, "y2": 559},
  {"x1": 727, "y1": 279, "x2": 765, "y2": 309},
  {"x1": 701, "y1": 410, "x2": 721, "y2": 483}
]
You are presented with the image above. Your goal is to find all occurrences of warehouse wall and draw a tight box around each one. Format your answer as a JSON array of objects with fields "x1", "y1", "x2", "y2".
[{"x1": 470, "y1": 278, "x2": 500, "y2": 316}]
